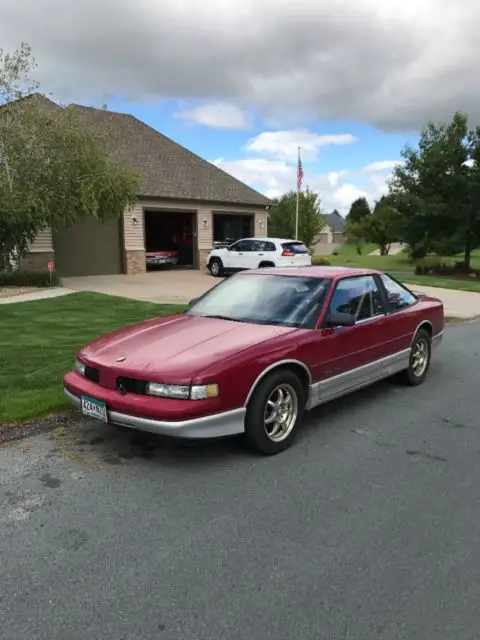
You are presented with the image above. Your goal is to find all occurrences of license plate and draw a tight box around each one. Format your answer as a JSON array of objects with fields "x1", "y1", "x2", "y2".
[{"x1": 81, "y1": 395, "x2": 108, "y2": 422}]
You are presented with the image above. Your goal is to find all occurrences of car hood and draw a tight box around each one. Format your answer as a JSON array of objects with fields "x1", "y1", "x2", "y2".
[{"x1": 80, "y1": 313, "x2": 296, "y2": 379}]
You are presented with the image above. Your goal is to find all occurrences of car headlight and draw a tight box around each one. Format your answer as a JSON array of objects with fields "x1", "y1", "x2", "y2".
[
  {"x1": 146, "y1": 382, "x2": 219, "y2": 400},
  {"x1": 74, "y1": 358, "x2": 86, "y2": 376}
]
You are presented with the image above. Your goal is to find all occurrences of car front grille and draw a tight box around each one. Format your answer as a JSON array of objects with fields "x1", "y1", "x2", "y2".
[
  {"x1": 116, "y1": 377, "x2": 147, "y2": 395},
  {"x1": 84, "y1": 366, "x2": 99, "y2": 383}
]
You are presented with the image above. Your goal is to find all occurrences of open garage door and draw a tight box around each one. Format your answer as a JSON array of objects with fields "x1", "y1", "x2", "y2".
[
  {"x1": 144, "y1": 209, "x2": 197, "y2": 269},
  {"x1": 53, "y1": 216, "x2": 123, "y2": 277}
]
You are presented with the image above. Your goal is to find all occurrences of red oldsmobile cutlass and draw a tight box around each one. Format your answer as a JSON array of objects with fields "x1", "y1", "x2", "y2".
[{"x1": 64, "y1": 267, "x2": 444, "y2": 455}]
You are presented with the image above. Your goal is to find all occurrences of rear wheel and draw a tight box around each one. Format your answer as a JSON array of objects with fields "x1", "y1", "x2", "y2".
[
  {"x1": 245, "y1": 369, "x2": 305, "y2": 455},
  {"x1": 209, "y1": 258, "x2": 224, "y2": 277},
  {"x1": 398, "y1": 328, "x2": 432, "y2": 386}
]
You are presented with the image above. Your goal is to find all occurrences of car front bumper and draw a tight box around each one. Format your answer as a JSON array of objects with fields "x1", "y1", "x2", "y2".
[
  {"x1": 146, "y1": 257, "x2": 179, "y2": 266},
  {"x1": 64, "y1": 387, "x2": 246, "y2": 439}
]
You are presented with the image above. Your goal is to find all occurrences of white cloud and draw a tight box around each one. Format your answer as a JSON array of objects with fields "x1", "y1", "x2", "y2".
[
  {"x1": 213, "y1": 156, "x2": 390, "y2": 214},
  {"x1": 244, "y1": 129, "x2": 357, "y2": 162},
  {"x1": 2, "y1": 0, "x2": 478, "y2": 131},
  {"x1": 212, "y1": 157, "x2": 294, "y2": 196},
  {"x1": 362, "y1": 160, "x2": 403, "y2": 172},
  {"x1": 174, "y1": 101, "x2": 252, "y2": 130}
]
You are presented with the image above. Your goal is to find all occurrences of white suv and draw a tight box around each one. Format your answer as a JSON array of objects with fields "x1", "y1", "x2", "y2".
[{"x1": 206, "y1": 237, "x2": 311, "y2": 277}]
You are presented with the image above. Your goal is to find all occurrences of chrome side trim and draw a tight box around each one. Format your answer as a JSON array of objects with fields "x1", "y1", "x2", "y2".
[
  {"x1": 244, "y1": 359, "x2": 313, "y2": 406},
  {"x1": 306, "y1": 348, "x2": 411, "y2": 410},
  {"x1": 64, "y1": 388, "x2": 246, "y2": 439},
  {"x1": 411, "y1": 320, "x2": 433, "y2": 345}
]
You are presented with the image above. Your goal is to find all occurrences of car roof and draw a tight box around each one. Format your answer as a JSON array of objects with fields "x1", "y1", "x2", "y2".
[
  {"x1": 242, "y1": 266, "x2": 382, "y2": 278},
  {"x1": 237, "y1": 237, "x2": 303, "y2": 244}
]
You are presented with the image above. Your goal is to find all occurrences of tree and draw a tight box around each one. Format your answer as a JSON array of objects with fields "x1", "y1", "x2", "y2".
[
  {"x1": 0, "y1": 43, "x2": 141, "y2": 271},
  {"x1": 389, "y1": 111, "x2": 480, "y2": 269},
  {"x1": 347, "y1": 197, "x2": 371, "y2": 224},
  {"x1": 360, "y1": 196, "x2": 402, "y2": 255},
  {"x1": 268, "y1": 189, "x2": 325, "y2": 248}
]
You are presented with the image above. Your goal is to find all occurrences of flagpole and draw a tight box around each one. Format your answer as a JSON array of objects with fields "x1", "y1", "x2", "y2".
[{"x1": 295, "y1": 146, "x2": 300, "y2": 240}]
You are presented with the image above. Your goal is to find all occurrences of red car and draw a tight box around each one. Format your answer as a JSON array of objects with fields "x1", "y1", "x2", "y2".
[{"x1": 64, "y1": 267, "x2": 444, "y2": 455}]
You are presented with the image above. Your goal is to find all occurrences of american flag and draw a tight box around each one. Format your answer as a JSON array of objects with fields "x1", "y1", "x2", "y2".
[{"x1": 297, "y1": 150, "x2": 304, "y2": 191}]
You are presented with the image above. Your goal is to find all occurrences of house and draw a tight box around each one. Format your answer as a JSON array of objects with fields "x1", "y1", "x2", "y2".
[
  {"x1": 23, "y1": 96, "x2": 271, "y2": 277},
  {"x1": 311, "y1": 210, "x2": 346, "y2": 254}
]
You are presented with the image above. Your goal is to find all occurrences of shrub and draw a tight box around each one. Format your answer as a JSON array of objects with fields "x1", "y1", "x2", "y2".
[
  {"x1": 312, "y1": 256, "x2": 331, "y2": 266},
  {"x1": 0, "y1": 270, "x2": 61, "y2": 288},
  {"x1": 414, "y1": 257, "x2": 480, "y2": 278},
  {"x1": 332, "y1": 249, "x2": 338, "y2": 255}
]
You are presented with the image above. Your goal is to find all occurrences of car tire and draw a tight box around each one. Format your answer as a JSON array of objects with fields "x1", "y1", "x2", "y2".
[
  {"x1": 209, "y1": 258, "x2": 224, "y2": 277},
  {"x1": 398, "y1": 328, "x2": 432, "y2": 386},
  {"x1": 245, "y1": 368, "x2": 305, "y2": 455}
]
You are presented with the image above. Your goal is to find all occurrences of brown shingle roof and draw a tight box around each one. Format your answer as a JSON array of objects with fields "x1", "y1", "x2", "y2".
[{"x1": 64, "y1": 103, "x2": 271, "y2": 207}]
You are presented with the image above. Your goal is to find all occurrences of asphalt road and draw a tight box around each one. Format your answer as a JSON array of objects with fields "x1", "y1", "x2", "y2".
[{"x1": 2, "y1": 319, "x2": 480, "y2": 640}]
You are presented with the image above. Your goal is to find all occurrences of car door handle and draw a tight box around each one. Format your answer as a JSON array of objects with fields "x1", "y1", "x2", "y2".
[
  {"x1": 238, "y1": 252, "x2": 243, "y2": 255},
  {"x1": 258, "y1": 253, "x2": 264, "y2": 256}
]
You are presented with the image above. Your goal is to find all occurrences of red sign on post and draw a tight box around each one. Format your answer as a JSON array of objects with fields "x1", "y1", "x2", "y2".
[{"x1": 47, "y1": 261, "x2": 54, "y2": 272}]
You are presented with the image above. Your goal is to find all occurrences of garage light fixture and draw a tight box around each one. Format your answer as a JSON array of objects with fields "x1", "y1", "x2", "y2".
[
  {"x1": 203, "y1": 217, "x2": 208, "y2": 227},
  {"x1": 131, "y1": 215, "x2": 138, "y2": 225}
]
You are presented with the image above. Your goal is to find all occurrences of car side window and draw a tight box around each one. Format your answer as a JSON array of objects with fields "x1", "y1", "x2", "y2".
[
  {"x1": 251, "y1": 240, "x2": 267, "y2": 251},
  {"x1": 231, "y1": 240, "x2": 249, "y2": 252},
  {"x1": 255, "y1": 241, "x2": 276, "y2": 251},
  {"x1": 380, "y1": 274, "x2": 417, "y2": 312},
  {"x1": 328, "y1": 276, "x2": 385, "y2": 322}
]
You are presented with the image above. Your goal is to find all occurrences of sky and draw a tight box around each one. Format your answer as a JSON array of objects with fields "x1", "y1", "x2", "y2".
[{"x1": 1, "y1": 0, "x2": 479, "y2": 214}]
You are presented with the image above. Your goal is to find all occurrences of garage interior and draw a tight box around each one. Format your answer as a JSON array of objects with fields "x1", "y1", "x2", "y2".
[
  {"x1": 52, "y1": 216, "x2": 123, "y2": 277},
  {"x1": 213, "y1": 213, "x2": 253, "y2": 245},
  {"x1": 144, "y1": 209, "x2": 197, "y2": 268}
]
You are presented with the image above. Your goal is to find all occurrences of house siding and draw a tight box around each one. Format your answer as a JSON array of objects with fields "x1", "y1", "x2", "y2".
[
  {"x1": 254, "y1": 212, "x2": 267, "y2": 237},
  {"x1": 21, "y1": 228, "x2": 55, "y2": 271},
  {"x1": 27, "y1": 228, "x2": 54, "y2": 252}
]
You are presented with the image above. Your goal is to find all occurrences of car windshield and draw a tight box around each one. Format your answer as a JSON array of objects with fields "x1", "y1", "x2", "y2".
[{"x1": 187, "y1": 274, "x2": 331, "y2": 328}]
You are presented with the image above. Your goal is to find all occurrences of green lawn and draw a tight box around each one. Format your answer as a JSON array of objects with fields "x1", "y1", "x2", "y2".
[
  {"x1": 0, "y1": 292, "x2": 186, "y2": 426},
  {"x1": 315, "y1": 246, "x2": 480, "y2": 292}
]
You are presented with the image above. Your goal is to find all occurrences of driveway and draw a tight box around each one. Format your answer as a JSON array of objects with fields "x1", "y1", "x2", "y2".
[
  {"x1": 62, "y1": 270, "x2": 216, "y2": 305},
  {"x1": 2, "y1": 319, "x2": 480, "y2": 639},
  {"x1": 62, "y1": 270, "x2": 480, "y2": 318}
]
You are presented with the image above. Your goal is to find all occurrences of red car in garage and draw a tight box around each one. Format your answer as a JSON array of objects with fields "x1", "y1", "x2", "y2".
[{"x1": 64, "y1": 267, "x2": 444, "y2": 455}]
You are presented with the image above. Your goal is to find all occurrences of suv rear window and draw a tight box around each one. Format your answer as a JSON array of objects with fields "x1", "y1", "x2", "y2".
[{"x1": 282, "y1": 242, "x2": 309, "y2": 254}]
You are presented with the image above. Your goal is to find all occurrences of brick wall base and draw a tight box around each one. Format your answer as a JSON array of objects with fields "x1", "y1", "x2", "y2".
[
  {"x1": 20, "y1": 251, "x2": 55, "y2": 272},
  {"x1": 198, "y1": 249, "x2": 211, "y2": 272},
  {"x1": 125, "y1": 250, "x2": 146, "y2": 274}
]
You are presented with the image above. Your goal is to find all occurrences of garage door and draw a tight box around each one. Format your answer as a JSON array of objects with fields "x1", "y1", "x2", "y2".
[
  {"x1": 317, "y1": 233, "x2": 329, "y2": 244},
  {"x1": 53, "y1": 216, "x2": 123, "y2": 277},
  {"x1": 333, "y1": 232, "x2": 344, "y2": 243}
]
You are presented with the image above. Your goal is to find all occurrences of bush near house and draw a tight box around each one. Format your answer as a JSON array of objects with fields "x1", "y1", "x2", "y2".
[
  {"x1": 311, "y1": 257, "x2": 331, "y2": 266},
  {"x1": 0, "y1": 270, "x2": 61, "y2": 288}
]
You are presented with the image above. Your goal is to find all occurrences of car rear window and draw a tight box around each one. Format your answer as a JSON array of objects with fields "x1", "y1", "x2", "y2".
[{"x1": 282, "y1": 242, "x2": 309, "y2": 254}]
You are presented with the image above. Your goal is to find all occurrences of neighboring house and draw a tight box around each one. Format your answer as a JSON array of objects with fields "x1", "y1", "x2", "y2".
[
  {"x1": 23, "y1": 95, "x2": 271, "y2": 277},
  {"x1": 311, "y1": 210, "x2": 346, "y2": 254}
]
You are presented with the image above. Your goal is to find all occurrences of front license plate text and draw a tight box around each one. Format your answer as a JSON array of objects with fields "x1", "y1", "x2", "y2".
[{"x1": 81, "y1": 395, "x2": 108, "y2": 422}]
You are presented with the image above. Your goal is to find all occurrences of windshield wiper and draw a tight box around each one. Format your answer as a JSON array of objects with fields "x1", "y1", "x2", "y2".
[{"x1": 202, "y1": 314, "x2": 249, "y2": 323}]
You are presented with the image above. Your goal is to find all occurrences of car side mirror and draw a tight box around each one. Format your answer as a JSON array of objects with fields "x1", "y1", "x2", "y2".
[
  {"x1": 325, "y1": 311, "x2": 355, "y2": 327},
  {"x1": 188, "y1": 298, "x2": 198, "y2": 308}
]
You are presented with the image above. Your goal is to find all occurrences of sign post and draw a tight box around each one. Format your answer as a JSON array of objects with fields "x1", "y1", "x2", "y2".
[{"x1": 47, "y1": 261, "x2": 55, "y2": 285}]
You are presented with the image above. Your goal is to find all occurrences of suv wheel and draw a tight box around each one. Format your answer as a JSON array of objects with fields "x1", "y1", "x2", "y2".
[{"x1": 209, "y1": 258, "x2": 224, "y2": 277}]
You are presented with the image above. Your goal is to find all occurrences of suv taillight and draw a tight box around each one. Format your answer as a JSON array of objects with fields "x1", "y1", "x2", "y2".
[{"x1": 281, "y1": 249, "x2": 295, "y2": 256}]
